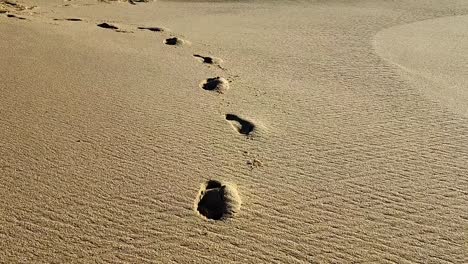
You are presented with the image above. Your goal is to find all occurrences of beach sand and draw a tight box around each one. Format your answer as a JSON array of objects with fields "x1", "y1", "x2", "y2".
[{"x1": 1, "y1": 0, "x2": 467, "y2": 262}]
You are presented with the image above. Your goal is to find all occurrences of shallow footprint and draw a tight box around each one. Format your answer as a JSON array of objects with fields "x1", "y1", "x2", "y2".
[
  {"x1": 193, "y1": 54, "x2": 223, "y2": 65},
  {"x1": 195, "y1": 180, "x2": 241, "y2": 220},
  {"x1": 199, "y1": 77, "x2": 229, "y2": 93},
  {"x1": 54, "y1": 18, "x2": 82, "y2": 22},
  {"x1": 225, "y1": 114, "x2": 255, "y2": 136},
  {"x1": 6, "y1": 14, "x2": 26, "y2": 20},
  {"x1": 138, "y1": 26, "x2": 166, "y2": 32},
  {"x1": 97, "y1": 22, "x2": 118, "y2": 30},
  {"x1": 97, "y1": 22, "x2": 132, "y2": 33}
]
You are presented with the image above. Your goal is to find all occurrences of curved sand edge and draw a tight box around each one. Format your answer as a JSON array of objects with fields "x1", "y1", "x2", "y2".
[{"x1": 374, "y1": 15, "x2": 468, "y2": 117}]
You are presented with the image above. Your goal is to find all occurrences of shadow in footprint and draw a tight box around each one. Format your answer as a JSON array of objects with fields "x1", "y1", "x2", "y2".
[
  {"x1": 225, "y1": 114, "x2": 255, "y2": 136},
  {"x1": 193, "y1": 54, "x2": 224, "y2": 69},
  {"x1": 164, "y1": 37, "x2": 189, "y2": 46},
  {"x1": 6, "y1": 14, "x2": 26, "y2": 20},
  {"x1": 194, "y1": 54, "x2": 214, "y2": 64},
  {"x1": 97, "y1": 22, "x2": 118, "y2": 30},
  {"x1": 200, "y1": 77, "x2": 229, "y2": 93},
  {"x1": 129, "y1": 0, "x2": 154, "y2": 4},
  {"x1": 54, "y1": 18, "x2": 82, "y2": 21},
  {"x1": 196, "y1": 180, "x2": 241, "y2": 220},
  {"x1": 138, "y1": 26, "x2": 165, "y2": 32},
  {"x1": 197, "y1": 180, "x2": 226, "y2": 220},
  {"x1": 165, "y1": 38, "x2": 178, "y2": 45}
]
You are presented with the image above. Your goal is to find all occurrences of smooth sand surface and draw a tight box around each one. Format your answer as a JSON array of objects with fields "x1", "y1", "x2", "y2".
[
  {"x1": 1, "y1": 0, "x2": 467, "y2": 262},
  {"x1": 375, "y1": 15, "x2": 468, "y2": 117}
]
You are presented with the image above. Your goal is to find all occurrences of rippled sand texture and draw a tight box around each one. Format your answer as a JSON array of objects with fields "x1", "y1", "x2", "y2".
[{"x1": 1, "y1": 0, "x2": 467, "y2": 263}]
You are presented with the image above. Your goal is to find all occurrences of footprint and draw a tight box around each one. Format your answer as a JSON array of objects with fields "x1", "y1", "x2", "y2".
[
  {"x1": 97, "y1": 22, "x2": 132, "y2": 33},
  {"x1": 199, "y1": 77, "x2": 229, "y2": 93},
  {"x1": 129, "y1": 0, "x2": 154, "y2": 3},
  {"x1": 138, "y1": 26, "x2": 166, "y2": 32},
  {"x1": 164, "y1": 37, "x2": 188, "y2": 46},
  {"x1": 193, "y1": 54, "x2": 223, "y2": 65},
  {"x1": 97, "y1": 22, "x2": 118, "y2": 30},
  {"x1": 54, "y1": 18, "x2": 82, "y2": 21},
  {"x1": 65, "y1": 18, "x2": 82, "y2": 21},
  {"x1": 195, "y1": 180, "x2": 241, "y2": 220},
  {"x1": 101, "y1": 0, "x2": 153, "y2": 4},
  {"x1": 6, "y1": 14, "x2": 26, "y2": 20},
  {"x1": 247, "y1": 159, "x2": 263, "y2": 170},
  {"x1": 225, "y1": 114, "x2": 255, "y2": 136}
]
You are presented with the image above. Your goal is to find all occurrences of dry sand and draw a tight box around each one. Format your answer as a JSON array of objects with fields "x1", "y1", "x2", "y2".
[{"x1": 1, "y1": 0, "x2": 467, "y2": 262}]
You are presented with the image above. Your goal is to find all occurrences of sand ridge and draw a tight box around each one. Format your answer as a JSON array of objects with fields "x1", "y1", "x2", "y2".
[{"x1": 374, "y1": 15, "x2": 468, "y2": 117}]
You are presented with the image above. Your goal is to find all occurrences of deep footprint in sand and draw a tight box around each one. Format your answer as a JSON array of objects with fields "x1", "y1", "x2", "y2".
[
  {"x1": 199, "y1": 77, "x2": 229, "y2": 93},
  {"x1": 193, "y1": 54, "x2": 223, "y2": 65},
  {"x1": 138, "y1": 26, "x2": 167, "y2": 32},
  {"x1": 6, "y1": 14, "x2": 26, "y2": 20},
  {"x1": 97, "y1": 22, "x2": 119, "y2": 30},
  {"x1": 195, "y1": 180, "x2": 241, "y2": 220},
  {"x1": 164, "y1": 37, "x2": 189, "y2": 46},
  {"x1": 225, "y1": 114, "x2": 255, "y2": 136},
  {"x1": 97, "y1": 22, "x2": 132, "y2": 33}
]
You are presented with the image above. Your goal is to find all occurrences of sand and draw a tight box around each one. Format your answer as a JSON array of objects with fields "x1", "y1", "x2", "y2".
[
  {"x1": 0, "y1": 0, "x2": 467, "y2": 262},
  {"x1": 375, "y1": 15, "x2": 468, "y2": 117}
]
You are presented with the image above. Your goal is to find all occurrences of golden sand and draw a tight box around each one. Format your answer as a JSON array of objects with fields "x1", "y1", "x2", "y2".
[{"x1": 1, "y1": 0, "x2": 467, "y2": 262}]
